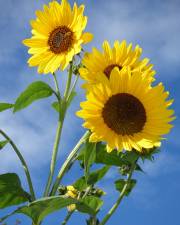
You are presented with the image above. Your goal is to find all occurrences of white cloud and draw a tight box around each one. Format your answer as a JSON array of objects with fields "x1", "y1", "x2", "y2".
[{"x1": 88, "y1": 0, "x2": 180, "y2": 79}]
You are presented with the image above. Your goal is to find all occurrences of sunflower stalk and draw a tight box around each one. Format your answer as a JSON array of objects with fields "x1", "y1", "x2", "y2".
[{"x1": 43, "y1": 67, "x2": 74, "y2": 197}]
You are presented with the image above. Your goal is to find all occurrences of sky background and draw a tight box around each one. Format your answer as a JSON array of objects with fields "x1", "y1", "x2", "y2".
[{"x1": 0, "y1": 0, "x2": 180, "y2": 225}]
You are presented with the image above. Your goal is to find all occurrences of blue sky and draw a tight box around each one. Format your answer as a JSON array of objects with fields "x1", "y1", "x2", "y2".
[{"x1": 0, "y1": 0, "x2": 180, "y2": 224}]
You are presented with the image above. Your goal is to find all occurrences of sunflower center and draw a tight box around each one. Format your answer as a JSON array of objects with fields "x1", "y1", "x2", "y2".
[
  {"x1": 104, "y1": 64, "x2": 122, "y2": 78},
  {"x1": 102, "y1": 93, "x2": 146, "y2": 135},
  {"x1": 48, "y1": 26, "x2": 73, "y2": 54}
]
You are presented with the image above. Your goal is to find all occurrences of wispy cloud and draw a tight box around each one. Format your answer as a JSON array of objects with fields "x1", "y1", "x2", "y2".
[{"x1": 88, "y1": 0, "x2": 180, "y2": 79}]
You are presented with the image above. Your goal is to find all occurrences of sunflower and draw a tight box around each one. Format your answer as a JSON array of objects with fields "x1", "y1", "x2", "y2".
[
  {"x1": 77, "y1": 68, "x2": 175, "y2": 153},
  {"x1": 79, "y1": 40, "x2": 155, "y2": 89},
  {"x1": 23, "y1": 0, "x2": 93, "y2": 74}
]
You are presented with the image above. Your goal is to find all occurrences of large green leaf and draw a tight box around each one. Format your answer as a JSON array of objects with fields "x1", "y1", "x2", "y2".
[
  {"x1": 0, "y1": 196, "x2": 102, "y2": 224},
  {"x1": 0, "y1": 196, "x2": 76, "y2": 224},
  {"x1": 0, "y1": 173, "x2": 30, "y2": 209},
  {"x1": 13, "y1": 81, "x2": 54, "y2": 112},
  {"x1": 115, "y1": 179, "x2": 136, "y2": 196},
  {"x1": 121, "y1": 151, "x2": 139, "y2": 164},
  {"x1": 76, "y1": 196, "x2": 103, "y2": 215},
  {"x1": 0, "y1": 140, "x2": 9, "y2": 150},
  {"x1": 95, "y1": 143, "x2": 125, "y2": 166},
  {"x1": 0, "y1": 103, "x2": 14, "y2": 112},
  {"x1": 84, "y1": 142, "x2": 96, "y2": 181},
  {"x1": 87, "y1": 166, "x2": 110, "y2": 185},
  {"x1": 73, "y1": 166, "x2": 110, "y2": 191},
  {"x1": 73, "y1": 177, "x2": 87, "y2": 191}
]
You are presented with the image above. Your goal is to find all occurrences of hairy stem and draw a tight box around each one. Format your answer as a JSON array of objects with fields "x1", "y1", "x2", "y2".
[
  {"x1": 50, "y1": 131, "x2": 90, "y2": 196},
  {"x1": 0, "y1": 129, "x2": 36, "y2": 201},
  {"x1": 99, "y1": 164, "x2": 136, "y2": 225}
]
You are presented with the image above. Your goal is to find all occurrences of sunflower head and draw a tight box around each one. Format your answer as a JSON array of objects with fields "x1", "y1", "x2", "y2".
[
  {"x1": 77, "y1": 67, "x2": 175, "y2": 153},
  {"x1": 23, "y1": 0, "x2": 93, "y2": 74},
  {"x1": 79, "y1": 40, "x2": 155, "y2": 90}
]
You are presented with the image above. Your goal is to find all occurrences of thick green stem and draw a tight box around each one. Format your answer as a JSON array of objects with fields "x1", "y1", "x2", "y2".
[
  {"x1": 0, "y1": 129, "x2": 36, "y2": 201},
  {"x1": 50, "y1": 131, "x2": 90, "y2": 196},
  {"x1": 99, "y1": 164, "x2": 136, "y2": 225}
]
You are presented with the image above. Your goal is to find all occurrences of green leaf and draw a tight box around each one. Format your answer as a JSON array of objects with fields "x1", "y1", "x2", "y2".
[
  {"x1": 76, "y1": 196, "x2": 103, "y2": 215},
  {"x1": 135, "y1": 164, "x2": 144, "y2": 173},
  {"x1": 0, "y1": 103, "x2": 14, "y2": 112},
  {"x1": 67, "y1": 91, "x2": 77, "y2": 108},
  {"x1": 84, "y1": 142, "x2": 96, "y2": 181},
  {"x1": 0, "y1": 140, "x2": 9, "y2": 150},
  {"x1": 115, "y1": 179, "x2": 136, "y2": 196},
  {"x1": 13, "y1": 81, "x2": 54, "y2": 112},
  {"x1": 121, "y1": 151, "x2": 139, "y2": 164},
  {"x1": 73, "y1": 166, "x2": 110, "y2": 191},
  {"x1": 52, "y1": 101, "x2": 60, "y2": 112},
  {"x1": 0, "y1": 196, "x2": 102, "y2": 223},
  {"x1": 140, "y1": 147, "x2": 160, "y2": 162},
  {"x1": 87, "y1": 166, "x2": 110, "y2": 185},
  {"x1": 0, "y1": 173, "x2": 30, "y2": 209},
  {"x1": 95, "y1": 143, "x2": 125, "y2": 167},
  {"x1": 73, "y1": 177, "x2": 87, "y2": 191},
  {"x1": 0, "y1": 196, "x2": 77, "y2": 224}
]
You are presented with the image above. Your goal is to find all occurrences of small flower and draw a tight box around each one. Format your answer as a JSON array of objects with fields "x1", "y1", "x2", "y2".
[
  {"x1": 77, "y1": 68, "x2": 175, "y2": 152},
  {"x1": 79, "y1": 40, "x2": 155, "y2": 90},
  {"x1": 65, "y1": 186, "x2": 78, "y2": 211},
  {"x1": 23, "y1": 0, "x2": 93, "y2": 74}
]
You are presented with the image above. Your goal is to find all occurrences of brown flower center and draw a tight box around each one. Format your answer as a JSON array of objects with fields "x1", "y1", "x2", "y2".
[
  {"x1": 103, "y1": 64, "x2": 122, "y2": 78},
  {"x1": 102, "y1": 93, "x2": 146, "y2": 135},
  {"x1": 48, "y1": 26, "x2": 73, "y2": 54}
]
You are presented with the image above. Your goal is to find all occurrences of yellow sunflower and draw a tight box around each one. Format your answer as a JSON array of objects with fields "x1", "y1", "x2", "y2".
[
  {"x1": 23, "y1": 0, "x2": 93, "y2": 74},
  {"x1": 77, "y1": 68, "x2": 175, "y2": 153},
  {"x1": 79, "y1": 40, "x2": 155, "y2": 89}
]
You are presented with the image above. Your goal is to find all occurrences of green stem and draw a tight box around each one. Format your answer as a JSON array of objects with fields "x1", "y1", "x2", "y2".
[
  {"x1": 99, "y1": 164, "x2": 136, "y2": 225},
  {"x1": 43, "y1": 114, "x2": 64, "y2": 197},
  {"x1": 67, "y1": 75, "x2": 79, "y2": 101},
  {"x1": 53, "y1": 72, "x2": 61, "y2": 101},
  {"x1": 50, "y1": 131, "x2": 90, "y2": 196},
  {"x1": 44, "y1": 73, "x2": 63, "y2": 197},
  {"x1": 0, "y1": 129, "x2": 36, "y2": 201},
  {"x1": 61, "y1": 211, "x2": 73, "y2": 225},
  {"x1": 64, "y1": 62, "x2": 73, "y2": 100}
]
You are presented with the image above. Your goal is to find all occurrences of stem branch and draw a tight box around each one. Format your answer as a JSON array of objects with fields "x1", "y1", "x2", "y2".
[{"x1": 50, "y1": 131, "x2": 90, "y2": 196}]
